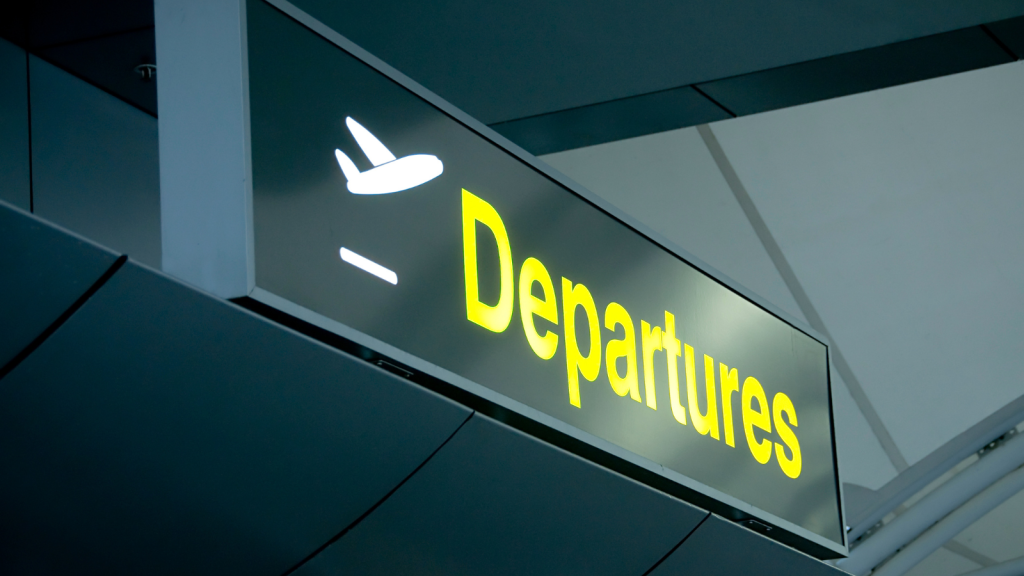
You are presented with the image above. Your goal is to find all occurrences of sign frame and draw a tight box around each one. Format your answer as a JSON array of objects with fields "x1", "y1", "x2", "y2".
[{"x1": 159, "y1": 0, "x2": 848, "y2": 558}]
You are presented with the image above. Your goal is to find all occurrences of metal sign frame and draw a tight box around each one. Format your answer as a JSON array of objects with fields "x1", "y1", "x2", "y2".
[{"x1": 156, "y1": 0, "x2": 847, "y2": 558}]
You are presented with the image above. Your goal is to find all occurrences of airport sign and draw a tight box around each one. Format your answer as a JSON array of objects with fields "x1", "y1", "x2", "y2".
[{"x1": 243, "y1": 0, "x2": 846, "y2": 558}]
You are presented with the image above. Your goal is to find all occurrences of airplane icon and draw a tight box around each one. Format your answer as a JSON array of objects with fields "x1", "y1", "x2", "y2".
[{"x1": 334, "y1": 117, "x2": 444, "y2": 195}]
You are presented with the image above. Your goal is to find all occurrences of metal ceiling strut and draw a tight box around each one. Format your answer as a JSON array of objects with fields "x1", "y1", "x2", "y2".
[{"x1": 839, "y1": 430, "x2": 1024, "y2": 575}]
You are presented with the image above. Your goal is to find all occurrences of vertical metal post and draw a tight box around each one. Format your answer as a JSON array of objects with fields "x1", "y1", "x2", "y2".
[{"x1": 155, "y1": 0, "x2": 254, "y2": 298}]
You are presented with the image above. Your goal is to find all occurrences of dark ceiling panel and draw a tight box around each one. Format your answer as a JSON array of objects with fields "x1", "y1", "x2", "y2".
[
  {"x1": 28, "y1": 56, "x2": 161, "y2": 267},
  {"x1": 491, "y1": 85, "x2": 731, "y2": 155},
  {"x1": 0, "y1": 261, "x2": 471, "y2": 575},
  {"x1": 6, "y1": 0, "x2": 1024, "y2": 151},
  {"x1": 0, "y1": 39, "x2": 30, "y2": 210},
  {"x1": 39, "y1": 28, "x2": 157, "y2": 116},
  {"x1": 697, "y1": 27, "x2": 1015, "y2": 117},
  {"x1": 0, "y1": 0, "x2": 153, "y2": 49},
  {"x1": 291, "y1": 0, "x2": 1024, "y2": 124},
  {"x1": 0, "y1": 202, "x2": 118, "y2": 372},
  {"x1": 650, "y1": 515, "x2": 846, "y2": 576},
  {"x1": 294, "y1": 414, "x2": 708, "y2": 576},
  {"x1": 987, "y1": 16, "x2": 1024, "y2": 58}
]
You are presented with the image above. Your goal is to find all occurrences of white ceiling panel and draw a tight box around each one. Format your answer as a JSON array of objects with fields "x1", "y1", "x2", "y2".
[
  {"x1": 903, "y1": 545, "x2": 983, "y2": 576},
  {"x1": 955, "y1": 483, "x2": 1024, "y2": 563},
  {"x1": 710, "y1": 60, "x2": 1024, "y2": 465},
  {"x1": 831, "y1": 369, "x2": 899, "y2": 490}
]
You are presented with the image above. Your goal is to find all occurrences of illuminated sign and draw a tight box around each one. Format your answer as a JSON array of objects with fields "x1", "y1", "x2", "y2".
[
  {"x1": 244, "y1": 0, "x2": 845, "y2": 557},
  {"x1": 334, "y1": 117, "x2": 444, "y2": 195},
  {"x1": 459, "y1": 187, "x2": 803, "y2": 479}
]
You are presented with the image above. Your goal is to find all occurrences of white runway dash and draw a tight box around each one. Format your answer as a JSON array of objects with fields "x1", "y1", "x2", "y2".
[{"x1": 339, "y1": 247, "x2": 398, "y2": 285}]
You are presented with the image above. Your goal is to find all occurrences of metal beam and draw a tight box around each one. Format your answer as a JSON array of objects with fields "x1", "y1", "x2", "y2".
[
  {"x1": 944, "y1": 540, "x2": 998, "y2": 567},
  {"x1": 838, "y1": 431, "x2": 1024, "y2": 575},
  {"x1": 960, "y1": 555, "x2": 1024, "y2": 576},
  {"x1": 871, "y1": 464, "x2": 1024, "y2": 576},
  {"x1": 848, "y1": 394, "x2": 1024, "y2": 540}
]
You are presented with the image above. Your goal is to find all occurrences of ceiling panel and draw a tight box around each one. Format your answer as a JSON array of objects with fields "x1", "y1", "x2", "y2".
[
  {"x1": 955, "y1": 478, "x2": 1024, "y2": 563},
  {"x1": 0, "y1": 38, "x2": 29, "y2": 210},
  {"x1": 698, "y1": 27, "x2": 1014, "y2": 117},
  {"x1": 903, "y1": 545, "x2": 983, "y2": 576},
  {"x1": 0, "y1": 0, "x2": 152, "y2": 49},
  {"x1": 294, "y1": 414, "x2": 708, "y2": 576},
  {"x1": 649, "y1": 514, "x2": 844, "y2": 576},
  {"x1": 0, "y1": 202, "x2": 118, "y2": 371},
  {"x1": 291, "y1": 0, "x2": 1024, "y2": 125},
  {"x1": 709, "y1": 60, "x2": 1024, "y2": 465},
  {"x1": 494, "y1": 86, "x2": 729, "y2": 155},
  {"x1": 0, "y1": 260, "x2": 471, "y2": 575},
  {"x1": 831, "y1": 370, "x2": 899, "y2": 491},
  {"x1": 30, "y1": 57, "x2": 161, "y2": 267},
  {"x1": 39, "y1": 28, "x2": 157, "y2": 116},
  {"x1": 988, "y1": 16, "x2": 1024, "y2": 59}
]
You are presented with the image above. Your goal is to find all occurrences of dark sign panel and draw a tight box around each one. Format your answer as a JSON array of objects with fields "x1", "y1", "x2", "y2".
[{"x1": 246, "y1": 0, "x2": 845, "y2": 554}]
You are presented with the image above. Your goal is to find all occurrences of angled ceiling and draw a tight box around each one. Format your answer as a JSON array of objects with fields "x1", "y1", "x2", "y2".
[
  {"x1": 291, "y1": 0, "x2": 1024, "y2": 124},
  {"x1": 4, "y1": 1, "x2": 1024, "y2": 150},
  {"x1": 291, "y1": 0, "x2": 1024, "y2": 152},
  {"x1": 541, "y1": 58, "x2": 1024, "y2": 573}
]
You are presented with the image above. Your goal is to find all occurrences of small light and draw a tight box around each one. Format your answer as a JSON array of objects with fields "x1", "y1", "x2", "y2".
[
  {"x1": 340, "y1": 247, "x2": 397, "y2": 285},
  {"x1": 134, "y1": 63, "x2": 156, "y2": 82}
]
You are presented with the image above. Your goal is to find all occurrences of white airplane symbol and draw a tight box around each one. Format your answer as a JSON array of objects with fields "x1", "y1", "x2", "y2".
[{"x1": 334, "y1": 117, "x2": 444, "y2": 195}]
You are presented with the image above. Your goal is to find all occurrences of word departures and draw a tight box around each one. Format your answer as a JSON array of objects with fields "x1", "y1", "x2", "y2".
[
  {"x1": 246, "y1": 2, "x2": 844, "y2": 549},
  {"x1": 462, "y1": 189, "x2": 802, "y2": 479}
]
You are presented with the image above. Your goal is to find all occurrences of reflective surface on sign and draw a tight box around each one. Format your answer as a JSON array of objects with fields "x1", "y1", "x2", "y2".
[
  {"x1": 247, "y1": 0, "x2": 842, "y2": 545},
  {"x1": 339, "y1": 247, "x2": 398, "y2": 285}
]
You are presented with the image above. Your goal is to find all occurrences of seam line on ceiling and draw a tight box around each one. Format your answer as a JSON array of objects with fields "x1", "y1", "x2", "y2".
[
  {"x1": 487, "y1": 82, "x2": 724, "y2": 128},
  {"x1": 942, "y1": 540, "x2": 997, "y2": 567},
  {"x1": 980, "y1": 24, "x2": 1020, "y2": 61},
  {"x1": 279, "y1": 410, "x2": 475, "y2": 576},
  {"x1": 640, "y1": 513, "x2": 711, "y2": 576},
  {"x1": 695, "y1": 123, "x2": 909, "y2": 473},
  {"x1": 0, "y1": 254, "x2": 127, "y2": 382},
  {"x1": 691, "y1": 85, "x2": 736, "y2": 118}
]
